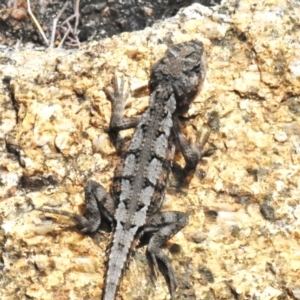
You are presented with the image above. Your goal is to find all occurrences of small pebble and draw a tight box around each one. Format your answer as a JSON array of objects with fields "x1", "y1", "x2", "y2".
[{"x1": 274, "y1": 131, "x2": 287, "y2": 142}]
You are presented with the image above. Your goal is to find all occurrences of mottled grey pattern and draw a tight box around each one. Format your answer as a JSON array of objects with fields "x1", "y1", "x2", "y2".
[{"x1": 37, "y1": 40, "x2": 209, "y2": 300}]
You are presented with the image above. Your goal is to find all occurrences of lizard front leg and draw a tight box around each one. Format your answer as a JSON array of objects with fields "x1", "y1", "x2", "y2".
[
  {"x1": 36, "y1": 180, "x2": 116, "y2": 233},
  {"x1": 141, "y1": 211, "x2": 189, "y2": 299},
  {"x1": 105, "y1": 76, "x2": 141, "y2": 132},
  {"x1": 105, "y1": 76, "x2": 142, "y2": 151},
  {"x1": 172, "y1": 116, "x2": 214, "y2": 173}
]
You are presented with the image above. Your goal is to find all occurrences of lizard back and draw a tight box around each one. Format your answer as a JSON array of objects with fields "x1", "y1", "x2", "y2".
[
  {"x1": 104, "y1": 89, "x2": 176, "y2": 299},
  {"x1": 104, "y1": 40, "x2": 206, "y2": 300},
  {"x1": 36, "y1": 40, "x2": 207, "y2": 300}
]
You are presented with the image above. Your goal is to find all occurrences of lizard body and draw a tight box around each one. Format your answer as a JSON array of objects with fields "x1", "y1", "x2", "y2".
[{"x1": 38, "y1": 40, "x2": 208, "y2": 299}]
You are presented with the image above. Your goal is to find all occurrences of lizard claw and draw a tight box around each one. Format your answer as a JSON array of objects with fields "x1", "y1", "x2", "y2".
[
  {"x1": 104, "y1": 76, "x2": 129, "y2": 107},
  {"x1": 195, "y1": 128, "x2": 216, "y2": 159},
  {"x1": 36, "y1": 207, "x2": 100, "y2": 233},
  {"x1": 151, "y1": 253, "x2": 160, "y2": 280}
]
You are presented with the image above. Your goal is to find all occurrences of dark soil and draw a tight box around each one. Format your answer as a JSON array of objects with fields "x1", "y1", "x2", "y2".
[{"x1": 0, "y1": 0, "x2": 220, "y2": 48}]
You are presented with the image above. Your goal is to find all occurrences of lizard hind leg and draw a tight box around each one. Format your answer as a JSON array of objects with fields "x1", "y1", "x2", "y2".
[
  {"x1": 144, "y1": 211, "x2": 189, "y2": 299},
  {"x1": 36, "y1": 180, "x2": 116, "y2": 233}
]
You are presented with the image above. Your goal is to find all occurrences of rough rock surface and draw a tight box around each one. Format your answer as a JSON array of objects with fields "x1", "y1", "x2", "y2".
[{"x1": 1, "y1": 0, "x2": 300, "y2": 299}]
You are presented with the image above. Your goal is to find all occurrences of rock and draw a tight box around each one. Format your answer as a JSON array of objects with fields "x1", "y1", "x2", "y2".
[{"x1": 0, "y1": 0, "x2": 299, "y2": 299}]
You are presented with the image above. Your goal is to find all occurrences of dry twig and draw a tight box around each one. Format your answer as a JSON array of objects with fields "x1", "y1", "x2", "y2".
[
  {"x1": 50, "y1": 1, "x2": 69, "y2": 48},
  {"x1": 26, "y1": 0, "x2": 49, "y2": 46},
  {"x1": 25, "y1": 0, "x2": 82, "y2": 48}
]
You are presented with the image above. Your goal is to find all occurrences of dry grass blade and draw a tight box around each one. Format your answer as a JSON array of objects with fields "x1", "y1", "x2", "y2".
[
  {"x1": 26, "y1": 0, "x2": 49, "y2": 46},
  {"x1": 50, "y1": 1, "x2": 69, "y2": 48}
]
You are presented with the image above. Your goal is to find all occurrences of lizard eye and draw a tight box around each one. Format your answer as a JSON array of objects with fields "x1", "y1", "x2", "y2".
[{"x1": 193, "y1": 62, "x2": 202, "y2": 73}]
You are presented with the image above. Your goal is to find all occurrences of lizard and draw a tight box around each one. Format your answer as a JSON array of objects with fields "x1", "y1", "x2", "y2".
[{"x1": 37, "y1": 40, "x2": 209, "y2": 300}]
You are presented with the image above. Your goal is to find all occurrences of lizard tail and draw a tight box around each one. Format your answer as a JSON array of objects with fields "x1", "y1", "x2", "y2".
[{"x1": 102, "y1": 223, "x2": 137, "y2": 300}]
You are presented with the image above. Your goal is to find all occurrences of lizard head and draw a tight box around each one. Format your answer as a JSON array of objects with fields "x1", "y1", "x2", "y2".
[{"x1": 149, "y1": 40, "x2": 206, "y2": 114}]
